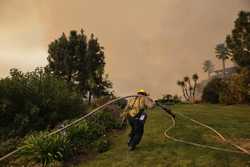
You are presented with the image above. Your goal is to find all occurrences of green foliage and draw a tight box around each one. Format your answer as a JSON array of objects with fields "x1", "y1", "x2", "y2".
[
  {"x1": 47, "y1": 29, "x2": 112, "y2": 102},
  {"x1": 202, "y1": 68, "x2": 250, "y2": 104},
  {"x1": 0, "y1": 68, "x2": 85, "y2": 138},
  {"x1": 94, "y1": 138, "x2": 111, "y2": 153},
  {"x1": 203, "y1": 60, "x2": 214, "y2": 77},
  {"x1": 85, "y1": 34, "x2": 112, "y2": 103},
  {"x1": 202, "y1": 78, "x2": 226, "y2": 103},
  {"x1": 215, "y1": 43, "x2": 230, "y2": 61},
  {"x1": 66, "y1": 120, "x2": 104, "y2": 153},
  {"x1": 215, "y1": 43, "x2": 230, "y2": 76},
  {"x1": 219, "y1": 68, "x2": 250, "y2": 104},
  {"x1": 18, "y1": 109, "x2": 120, "y2": 166},
  {"x1": 19, "y1": 132, "x2": 72, "y2": 167},
  {"x1": 66, "y1": 121, "x2": 90, "y2": 150},
  {"x1": 93, "y1": 111, "x2": 120, "y2": 130},
  {"x1": 226, "y1": 11, "x2": 250, "y2": 68}
]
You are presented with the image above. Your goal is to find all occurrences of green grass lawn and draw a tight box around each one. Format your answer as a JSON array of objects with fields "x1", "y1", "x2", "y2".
[{"x1": 77, "y1": 104, "x2": 250, "y2": 167}]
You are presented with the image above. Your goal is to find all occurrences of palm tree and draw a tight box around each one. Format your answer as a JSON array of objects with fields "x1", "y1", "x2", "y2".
[
  {"x1": 215, "y1": 43, "x2": 230, "y2": 77},
  {"x1": 203, "y1": 60, "x2": 214, "y2": 78},
  {"x1": 192, "y1": 73, "x2": 199, "y2": 101},
  {"x1": 184, "y1": 76, "x2": 192, "y2": 97},
  {"x1": 177, "y1": 80, "x2": 189, "y2": 101}
]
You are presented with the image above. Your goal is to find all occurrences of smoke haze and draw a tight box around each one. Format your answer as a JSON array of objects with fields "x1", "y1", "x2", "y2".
[{"x1": 0, "y1": 0, "x2": 249, "y2": 97}]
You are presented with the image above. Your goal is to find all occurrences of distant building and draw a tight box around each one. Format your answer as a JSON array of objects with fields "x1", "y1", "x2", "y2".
[{"x1": 211, "y1": 66, "x2": 239, "y2": 79}]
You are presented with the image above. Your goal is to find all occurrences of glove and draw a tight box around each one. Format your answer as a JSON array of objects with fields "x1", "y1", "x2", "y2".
[{"x1": 172, "y1": 114, "x2": 176, "y2": 119}]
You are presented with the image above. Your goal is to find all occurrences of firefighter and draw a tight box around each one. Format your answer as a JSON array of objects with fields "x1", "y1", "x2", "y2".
[{"x1": 121, "y1": 89, "x2": 155, "y2": 151}]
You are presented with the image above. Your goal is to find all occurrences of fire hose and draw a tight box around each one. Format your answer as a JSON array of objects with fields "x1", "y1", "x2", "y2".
[{"x1": 158, "y1": 102, "x2": 250, "y2": 155}]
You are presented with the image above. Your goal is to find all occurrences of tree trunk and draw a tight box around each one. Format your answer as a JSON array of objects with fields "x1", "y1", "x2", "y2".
[
  {"x1": 192, "y1": 81, "x2": 197, "y2": 102},
  {"x1": 88, "y1": 91, "x2": 92, "y2": 104},
  {"x1": 184, "y1": 84, "x2": 190, "y2": 101},
  {"x1": 188, "y1": 80, "x2": 192, "y2": 97},
  {"x1": 222, "y1": 60, "x2": 226, "y2": 78},
  {"x1": 182, "y1": 87, "x2": 189, "y2": 101}
]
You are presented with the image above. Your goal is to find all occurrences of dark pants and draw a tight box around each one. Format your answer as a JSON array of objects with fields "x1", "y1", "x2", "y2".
[{"x1": 128, "y1": 112, "x2": 147, "y2": 148}]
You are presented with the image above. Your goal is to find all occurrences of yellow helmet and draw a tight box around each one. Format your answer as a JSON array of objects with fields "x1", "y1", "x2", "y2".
[{"x1": 137, "y1": 89, "x2": 147, "y2": 95}]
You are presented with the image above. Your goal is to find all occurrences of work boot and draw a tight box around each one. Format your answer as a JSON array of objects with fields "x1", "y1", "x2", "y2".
[
  {"x1": 128, "y1": 136, "x2": 132, "y2": 145},
  {"x1": 128, "y1": 145, "x2": 135, "y2": 151}
]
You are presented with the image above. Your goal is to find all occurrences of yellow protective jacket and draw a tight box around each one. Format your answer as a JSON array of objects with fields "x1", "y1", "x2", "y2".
[{"x1": 125, "y1": 96, "x2": 155, "y2": 117}]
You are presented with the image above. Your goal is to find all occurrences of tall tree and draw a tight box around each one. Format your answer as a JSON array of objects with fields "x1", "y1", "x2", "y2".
[
  {"x1": 177, "y1": 80, "x2": 189, "y2": 101},
  {"x1": 192, "y1": 73, "x2": 199, "y2": 101},
  {"x1": 177, "y1": 74, "x2": 199, "y2": 103},
  {"x1": 226, "y1": 11, "x2": 250, "y2": 69},
  {"x1": 215, "y1": 43, "x2": 230, "y2": 77},
  {"x1": 47, "y1": 29, "x2": 112, "y2": 100},
  {"x1": 203, "y1": 60, "x2": 214, "y2": 78},
  {"x1": 84, "y1": 34, "x2": 111, "y2": 103},
  {"x1": 47, "y1": 33, "x2": 76, "y2": 82},
  {"x1": 184, "y1": 76, "x2": 192, "y2": 97},
  {"x1": 75, "y1": 29, "x2": 88, "y2": 95}
]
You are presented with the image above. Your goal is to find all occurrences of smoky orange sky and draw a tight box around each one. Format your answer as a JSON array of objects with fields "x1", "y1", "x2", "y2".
[{"x1": 0, "y1": 0, "x2": 250, "y2": 98}]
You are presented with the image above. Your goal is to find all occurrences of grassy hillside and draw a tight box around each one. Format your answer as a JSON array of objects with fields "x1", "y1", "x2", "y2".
[{"x1": 77, "y1": 104, "x2": 250, "y2": 167}]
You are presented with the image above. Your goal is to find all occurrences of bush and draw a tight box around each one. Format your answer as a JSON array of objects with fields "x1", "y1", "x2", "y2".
[
  {"x1": 202, "y1": 78, "x2": 226, "y2": 103},
  {"x1": 202, "y1": 69, "x2": 250, "y2": 104},
  {"x1": 19, "y1": 120, "x2": 105, "y2": 166},
  {"x1": 18, "y1": 115, "x2": 114, "y2": 164},
  {"x1": 66, "y1": 120, "x2": 104, "y2": 152},
  {"x1": 0, "y1": 68, "x2": 85, "y2": 138},
  {"x1": 19, "y1": 132, "x2": 72, "y2": 167},
  {"x1": 219, "y1": 69, "x2": 250, "y2": 104},
  {"x1": 66, "y1": 121, "x2": 90, "y2": 151},
  {"x1": 93, "y1": 111, "x2": 120, "y2": 131},
  {"x1": 94, "y1": 138, "x2": 111, "y2": 153},
  {"x1": 16, "y1": 107, "x2": 122, "y2": 166}
]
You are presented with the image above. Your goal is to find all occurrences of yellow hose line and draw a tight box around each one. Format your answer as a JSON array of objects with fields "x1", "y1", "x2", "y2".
[{"x1": 163, "y1": 111, "x2": 250, "y2": 155}]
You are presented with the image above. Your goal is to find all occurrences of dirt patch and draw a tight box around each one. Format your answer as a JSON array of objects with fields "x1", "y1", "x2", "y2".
[
  {"x1": 203, "y1": 134, "x2": 250, "y2": 152},
  {"x1": 230, "y1": 138, "x2": 250, "y2": 151},
  {"x1": 62, "y1": 151, "x2": 97, "y2": 167}
]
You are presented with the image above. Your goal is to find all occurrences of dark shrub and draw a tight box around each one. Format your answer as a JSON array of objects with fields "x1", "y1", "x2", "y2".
[
  {"x1": 66, "y1": 121, "x2": 90, "y2": 151},
  {"x1": 219, "y1": 69, "x2": 250, "y2": 104},
  {"x1": 66, "y1": 120, "x2": 103, "y2": 152},
  {"x1": 0, "y1": 68, "x2": 85, "y2": 138},
  {"x1": 202, "y1": 78, "x2": 226, "y2": 103},
  {"x1": 93, "y1": 110, "x2": 120, "y2": 131},
  {"x1": 94, "y1": 138, "x2": 111, "y2": 153}
]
